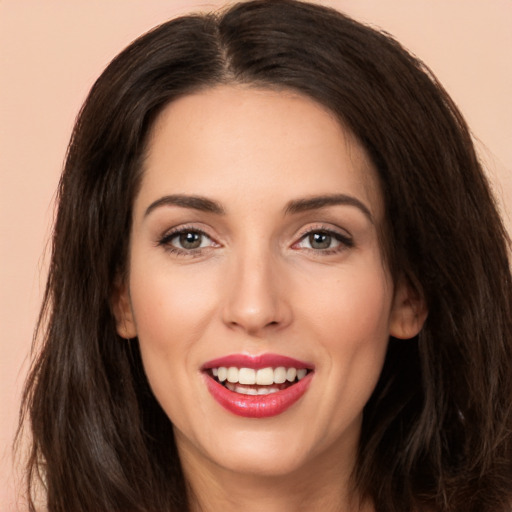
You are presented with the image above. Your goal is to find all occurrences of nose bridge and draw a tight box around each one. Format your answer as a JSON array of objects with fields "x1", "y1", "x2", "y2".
[{"x1": 222, "y1": 237, "x2": 290, "y2": 334}]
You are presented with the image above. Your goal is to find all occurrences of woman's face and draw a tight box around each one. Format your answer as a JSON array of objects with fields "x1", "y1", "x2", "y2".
[{"x1": 115, "y1": 86, "x2": 423, "y2": 481}]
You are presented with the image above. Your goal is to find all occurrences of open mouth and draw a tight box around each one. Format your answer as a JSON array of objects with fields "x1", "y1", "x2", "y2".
[
  {"x1": 206, "y1": 366, "x2": 312, "y2": 395},
  {"x1": 202, "y1": 355, "x2": 314, "y2": 417}
]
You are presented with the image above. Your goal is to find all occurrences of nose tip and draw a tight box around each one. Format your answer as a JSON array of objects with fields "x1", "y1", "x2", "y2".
[
  {"x1": 221, "y1": 258, "x2": 292, "y2": 335},
  {"x1": 227, "y1": 303, "x2": 281, "y2": 334}
]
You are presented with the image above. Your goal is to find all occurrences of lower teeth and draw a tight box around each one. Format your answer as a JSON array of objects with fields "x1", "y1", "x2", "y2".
[{"x1": 224, "y1": 381, "x2": 288, "y2": 395}]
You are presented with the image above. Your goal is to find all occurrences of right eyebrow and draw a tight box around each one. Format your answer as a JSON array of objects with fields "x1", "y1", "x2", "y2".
[{"x1": 144, "y1": 194, "x2": 225, "y2": 217}]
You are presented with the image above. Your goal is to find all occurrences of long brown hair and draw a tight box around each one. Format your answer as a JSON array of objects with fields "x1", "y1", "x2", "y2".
[{"x1": 19, "y1": 1, "x2": 512, "y2": 511}]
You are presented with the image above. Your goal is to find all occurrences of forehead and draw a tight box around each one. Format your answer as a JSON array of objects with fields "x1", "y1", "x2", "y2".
[{"x1": 138, "y1": 85, "x2": 382, "y2": 219}]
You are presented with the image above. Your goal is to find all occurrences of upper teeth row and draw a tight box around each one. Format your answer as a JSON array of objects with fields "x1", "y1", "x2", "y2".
[{"x1": 212, "y1": 367, "x2": 307, "y2": 385}]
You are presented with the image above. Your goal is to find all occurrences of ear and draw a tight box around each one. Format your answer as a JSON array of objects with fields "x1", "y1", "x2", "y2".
[
  {"x1": 111, "y1": 277, "x2": 137, "y2": 339},
  {"x1": 389, "y1": 278, "x2": 428, "y2": 339}
]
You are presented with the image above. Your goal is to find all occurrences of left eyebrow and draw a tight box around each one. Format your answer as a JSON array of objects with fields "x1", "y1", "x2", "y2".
[{"x1": 284, "y1": 194, "x2": 374, "y2": 224}]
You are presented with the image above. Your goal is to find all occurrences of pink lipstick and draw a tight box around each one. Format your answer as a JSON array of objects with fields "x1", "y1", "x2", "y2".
[{"x1": 202, "y1": 354, "x2": 314, "y2": 418}]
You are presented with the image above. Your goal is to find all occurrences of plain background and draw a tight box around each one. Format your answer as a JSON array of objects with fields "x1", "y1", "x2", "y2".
[{"x1": 1, "y1": 1, "x2": 511, "y2": 509}]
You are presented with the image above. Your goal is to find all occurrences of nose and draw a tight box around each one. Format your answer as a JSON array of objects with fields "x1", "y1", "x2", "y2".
[{"x1": 221, "y1": 250, "x2": 292, "y2": 336}]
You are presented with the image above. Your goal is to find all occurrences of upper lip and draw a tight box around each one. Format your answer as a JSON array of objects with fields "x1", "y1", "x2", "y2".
[{"x1": 201, "y1": 353, "x2": 314, "y2": 370}]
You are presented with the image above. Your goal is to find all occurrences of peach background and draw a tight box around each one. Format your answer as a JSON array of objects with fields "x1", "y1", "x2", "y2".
[{"x1": 1, "y1": 1, "x2": 511, "y2": 509}]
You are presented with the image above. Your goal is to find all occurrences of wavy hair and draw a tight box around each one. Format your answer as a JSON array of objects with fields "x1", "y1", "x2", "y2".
[{"x1": 19, "y1": 1, "x2": 512, "y2": 511}]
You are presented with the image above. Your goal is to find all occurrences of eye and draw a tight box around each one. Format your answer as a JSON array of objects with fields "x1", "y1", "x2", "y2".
[
  {"x1": 158, "y1": 227, "x2": 217, "y2": 254},
  {"x1": 304, "y1": 232, "x2": 336, "y2": 250},
  {"x1": 294, "y1": 228, "x2": 353, "y2": 253},
  {"x1": 173, "y1": 231, "x2": 209, "y2": 250}
]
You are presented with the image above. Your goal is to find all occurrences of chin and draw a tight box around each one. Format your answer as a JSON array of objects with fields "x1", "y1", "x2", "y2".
[
  {"x1": 209, "y1": 444, "x2": 312, "y2": 479},
  {"x1": 176, "y1": 416, "x2": 349, "y2": 481}
]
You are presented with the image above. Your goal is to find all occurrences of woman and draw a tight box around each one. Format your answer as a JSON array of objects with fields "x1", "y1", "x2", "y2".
[{"x1": 19, "y1": 1, "x2": 512, "y2": 511}]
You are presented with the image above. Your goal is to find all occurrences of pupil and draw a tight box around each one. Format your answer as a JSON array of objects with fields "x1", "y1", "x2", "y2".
[
  {"x1": 310, "y1": 232, "x2": 331, "y2": 249},
  {"x1": 180, "y1": 232, "x2": 201, "y2": 249}
]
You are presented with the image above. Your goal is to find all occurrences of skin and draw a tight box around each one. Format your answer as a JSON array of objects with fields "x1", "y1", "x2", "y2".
[{"x1": 114, "y1": 85, "x2": 426, "y2": 512}]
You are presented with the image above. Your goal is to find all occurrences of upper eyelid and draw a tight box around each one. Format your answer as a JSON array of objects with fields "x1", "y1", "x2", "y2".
[
  {"x1": 159, "y1": 223, "x2": 214, "y2": 238},
  {"x1": 295, "y1": 223, "x2": 352, "y2": 239}
]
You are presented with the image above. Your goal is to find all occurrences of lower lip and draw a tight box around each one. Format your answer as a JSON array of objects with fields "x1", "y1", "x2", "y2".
[{"x1": 204, "y1": 373, "x2": 313, "y2": 418}]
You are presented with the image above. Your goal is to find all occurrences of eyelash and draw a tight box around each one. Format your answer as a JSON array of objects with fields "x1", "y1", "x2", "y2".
[
  {"x1": 293, "y1": 226, "x2": 354, "y2": 255},
  {"x1": 157, "y1": 225, "x2": 353, "y2": 257},
  {"x1": 157, "y1": 225, "x2": 217, "y2": 257}
]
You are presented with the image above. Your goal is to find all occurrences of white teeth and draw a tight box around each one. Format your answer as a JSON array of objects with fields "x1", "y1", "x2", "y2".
[
  {"x1": 212, "y1": 366, "x2": 309, "y2": 386},
  {"x1": 225, "y1": 382, "x2": 279, "y2": 395},
  {"x1": 227, "y1": 367, "x2": 239, "y2": 383},
  {"x1": 273, "y1": 367, "x2": 287, "y2": 384},
  {"x1": 256, "y1": 367, "x2": 274, "y2": 385},
  {"x1": 297, "y1": 368, "x2": 307, "y2": 380},
  {"x1": 286, "y1": 367, "x2": 297, "y2": 382},
  {"x1": 237, "y1": 385, "x2": 257, "y2": 395},
  {"x1": 217, "y1": 367, "x2": 227, "y2": 382},
  {"x1": 238, "y1": 368, "x2": 256, "y2": 385}
]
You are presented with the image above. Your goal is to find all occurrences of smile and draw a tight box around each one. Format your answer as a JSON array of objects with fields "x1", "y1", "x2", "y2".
[
  {"x1": 202, "y1": 354, "x2": 314, "y2": 418},
  {"x1": 211, "y1": 366, "x2": 309, "y2": 394}
]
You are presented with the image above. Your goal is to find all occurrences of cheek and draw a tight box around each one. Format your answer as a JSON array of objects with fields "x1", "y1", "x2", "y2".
[
  {"x1": 129, "y1": 261, "x2": 218, "y2": 351},
  {"x1": 300, "y1": 262, "x2": 392, "y2": 345},
  {"x1": 127, "y1": 261, "x2": 221, "y2": 425},
  {"x1": 298, "y1": 264, "x2": 392, "y2": 402}
]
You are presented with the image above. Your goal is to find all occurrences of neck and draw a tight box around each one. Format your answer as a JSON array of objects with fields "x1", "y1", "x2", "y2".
[{"x1": 188, "y1": 475, "x2": 371, "y2": 512}]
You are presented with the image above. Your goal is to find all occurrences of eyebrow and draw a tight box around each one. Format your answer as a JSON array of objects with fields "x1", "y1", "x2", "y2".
[
  {"x1": 284, "y1": 194, "x2": 374, "y2": 223},
  {"x1": 144, "y1": 193, "x2": 373, "y2": 223},
  {"x1": 144, "y1": 194, "x2": 225, "y2": 217}
]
